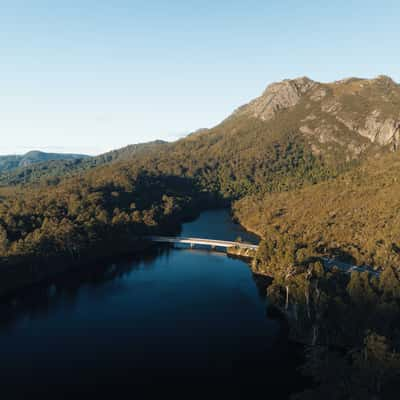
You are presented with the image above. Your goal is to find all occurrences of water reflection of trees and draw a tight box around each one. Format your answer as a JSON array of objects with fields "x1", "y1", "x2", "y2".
[{"x1": 0, "y1": 246, "x2": 168, "y2": 330}]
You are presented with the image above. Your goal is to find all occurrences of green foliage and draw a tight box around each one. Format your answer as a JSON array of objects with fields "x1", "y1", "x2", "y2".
[
  {"x1": 0, "y1": 225, "x2": 8, "y2": 254},
  {"x1": 257, "y1": 237, "x2": 400, "y2": 398},
  {"x1": 234, "y1": 151, "x2": 400, "y2": 271},
  {"x1": 0, "y1": 151, "x2": 88, "y2": 175},
  {"x1": 0, "y1": 141, "x2": 167, "y2": 187},
  {"x1": 254, "y1": 229, "x2": 314, "y2": 276},
  {"x1": 0, "y1": 169, "x2": 197, "y2": 268}
]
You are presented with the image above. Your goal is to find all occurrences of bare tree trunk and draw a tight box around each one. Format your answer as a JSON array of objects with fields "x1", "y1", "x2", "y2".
[
  {"x1": 285, "y1": 285, "x2": 290, "y2": 310},
  {"x1": 312, "y1": 324, "x2": 318, "y2": 345},
  {"x1": 305, "y1": 288, "x2": 311, "y2": 319}
]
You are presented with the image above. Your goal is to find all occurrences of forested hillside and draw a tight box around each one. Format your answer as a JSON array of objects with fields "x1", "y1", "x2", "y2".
[
  {"x1": 232, "y1": 149, "x2": 400, "y2": 398},
  {"x1": 250, "y1": 229, "x2": 400, "y2": 399},
  {"x1": 234, "y1": 150, "x2": 400, "y2": 270},
  {"x1": 1, "y1": 76, "x2": 400, "y2": 275},
  {"x1": 0, "y1": 141, "x2": 167, "y2": 186},
  {"x1": 0, "y1": 151, "x2": 89, "y2": 174},
  {"x1": 109, "y1": 76, "x2": 400, "y2": 199},
  {"x1": 4, "y1": 76, "x2": 400, "y2": 195},
  {"x1": 0, "y1": 161, "x2": 211, "y2": 293}
]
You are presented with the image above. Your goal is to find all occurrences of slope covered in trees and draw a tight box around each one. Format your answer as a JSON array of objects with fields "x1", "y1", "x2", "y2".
[
  {"x1": 234, "y1": 150, "x2": 400, "y2": 271},
  {"x1": 0, "y1": 161, "x2": 208, "y2": 294},
  {"x1": 1, "y1": 75, "x2": 400, "y2": 285},
  {"x1": 0, "y1": 141, "x2": 167, "y2": 186},
  {"x1": 246, "y1": 225, "x2": 400, "y2": 398},
  {"x1": 250, "y1": 231, "x2": 400, "y2": 398},
  {"x1": 4, "y1": 76, "x2": 400, "y2": 196},
  {"x1": 1, "y1": 75, "x2": 399, "y2": 284},
  {"x1": 0, "y1": 151, "x2": 89, "y2": 174},
  {"x1": 113, "y1": 76, "x2": 400, "y2": 199}
]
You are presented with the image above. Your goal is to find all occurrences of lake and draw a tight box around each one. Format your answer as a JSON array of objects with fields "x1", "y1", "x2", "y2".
[{"x1": 0, "y1": 209, "x2": 303, "y2": 399}]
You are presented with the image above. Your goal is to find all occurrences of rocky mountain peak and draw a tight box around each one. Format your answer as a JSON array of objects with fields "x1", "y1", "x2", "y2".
[
  {"x1": 235, "y1": 76, "x2": 317, "y2": 121},
  {"x1": 374, "y1": 74, "x2": 397, "y2": 85},
  {"x1": 262, "y1": 76, "x2": 316, "y2": 96},
  {"x1": 232, "y1": 74, "x2": 400, "y2": 160}
]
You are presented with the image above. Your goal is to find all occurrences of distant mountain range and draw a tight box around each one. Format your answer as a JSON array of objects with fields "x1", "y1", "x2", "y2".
[
  {"x1": 0, "y1": 141, "x2": 168, "y2": 185},
  {"x1": 0, "y1": 151, "x2": 90, "y2": 173}
]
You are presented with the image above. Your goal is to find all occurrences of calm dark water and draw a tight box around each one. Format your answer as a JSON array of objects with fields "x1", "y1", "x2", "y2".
[
  {"x1": 0, "y1": 209, "x2": 303, "y2": 399},
  {"x1": 179, "y1": 209, "x2": 260, "y2": 243}
]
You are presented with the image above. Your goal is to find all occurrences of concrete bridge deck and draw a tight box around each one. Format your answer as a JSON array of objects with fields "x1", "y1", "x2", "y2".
[{"x1": 149, "y1": 236, "x2": 259, "y2": 250}]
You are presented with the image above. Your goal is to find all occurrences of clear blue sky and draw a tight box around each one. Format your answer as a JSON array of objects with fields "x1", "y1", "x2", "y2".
[{"x1": 1, "y1": 0, "x2": 399, "y2": 155}]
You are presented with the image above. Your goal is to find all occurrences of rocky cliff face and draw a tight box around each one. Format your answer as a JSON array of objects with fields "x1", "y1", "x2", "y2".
[
  {"x1": 235, "y1": 75, "x2": 400, "y2": 160},
  {"x1": 235, "y1": 77, "x2": 317, "y2": 121},
  {"x1": 358, "y1": 110, "x2": 400, "y2": 147}
]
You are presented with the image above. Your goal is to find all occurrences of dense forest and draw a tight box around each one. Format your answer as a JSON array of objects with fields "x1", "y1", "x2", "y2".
[
  {"x1": 230, "y1": 147, "x2": 400, "y2": 398},
  {"x1": 0, "y1": 110, "x2": 346, "y2": 295},
  {"x1": 0, "y1": 141, "x2": 167, "y2": 186},
  {"x1": 0, "y1": 150, "x2": 89, "y2": 174},
  {"x1": 251, "y1": 230, "x2": 400, "y2": 398},
  {"x1": 0, "y1": 163, "x2": 213, "y2": 294},
  {"x1": 233, "y1": 150, "x2": 400, "y2": 271}
]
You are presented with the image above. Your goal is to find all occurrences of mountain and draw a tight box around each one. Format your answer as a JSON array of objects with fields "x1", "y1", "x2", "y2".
[
  {"x1": 3, "y1": 75, "x2": 399, "y2": 192},
  {"x1": 87, "y1": 140, "x2": 168, "y2": 166},
  {"x1": 117, "y1": 75, "x2": 400, "y2": 198},
  {"x1": 234, "y1": 75, "x2": 400, "y2": 154},
  {"x1": 223, "y1": 75, "x2": 400, "y2": 267},
  {"x1": 0, "y1": 141, "x2": 167, "y2": 186},
  {"x1": 0, "y1": 151, "x2": 89, "y2": 173}
]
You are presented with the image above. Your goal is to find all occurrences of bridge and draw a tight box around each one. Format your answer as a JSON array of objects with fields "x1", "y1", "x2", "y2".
[
  {"x1": 149, "y1": 236, "x2": 259, "y2": 251},
  {"x1": 149, "y1": 236, "x2": 379, "y2": 276}
]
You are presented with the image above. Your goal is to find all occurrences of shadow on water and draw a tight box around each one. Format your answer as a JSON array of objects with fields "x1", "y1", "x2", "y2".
[
  {"x1": 0, "y1": 210, "x2": 307, "y2": 399},
  {"x1": 0, "y1": 247, "x2": 165, "y2": 330}
]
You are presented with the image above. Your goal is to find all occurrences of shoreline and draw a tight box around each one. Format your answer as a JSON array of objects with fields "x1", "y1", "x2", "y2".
[{"x1": 0, "y1": 204, "x2": 241, "y2": 298}]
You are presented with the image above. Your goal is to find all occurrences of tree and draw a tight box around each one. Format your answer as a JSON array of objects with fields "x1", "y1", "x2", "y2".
[
  {"x1": 0, "y1": 225, "x2": 9, "y2": 255},
  {"x1": 380, "y1": 266, "x2": 400, "y2": 302},
  {"x1": 353, "y1": 332, "x2": 400, "y2": 395},
  {"x1": 346, "y1": 271, "x2": 378, "y2": 306}
]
